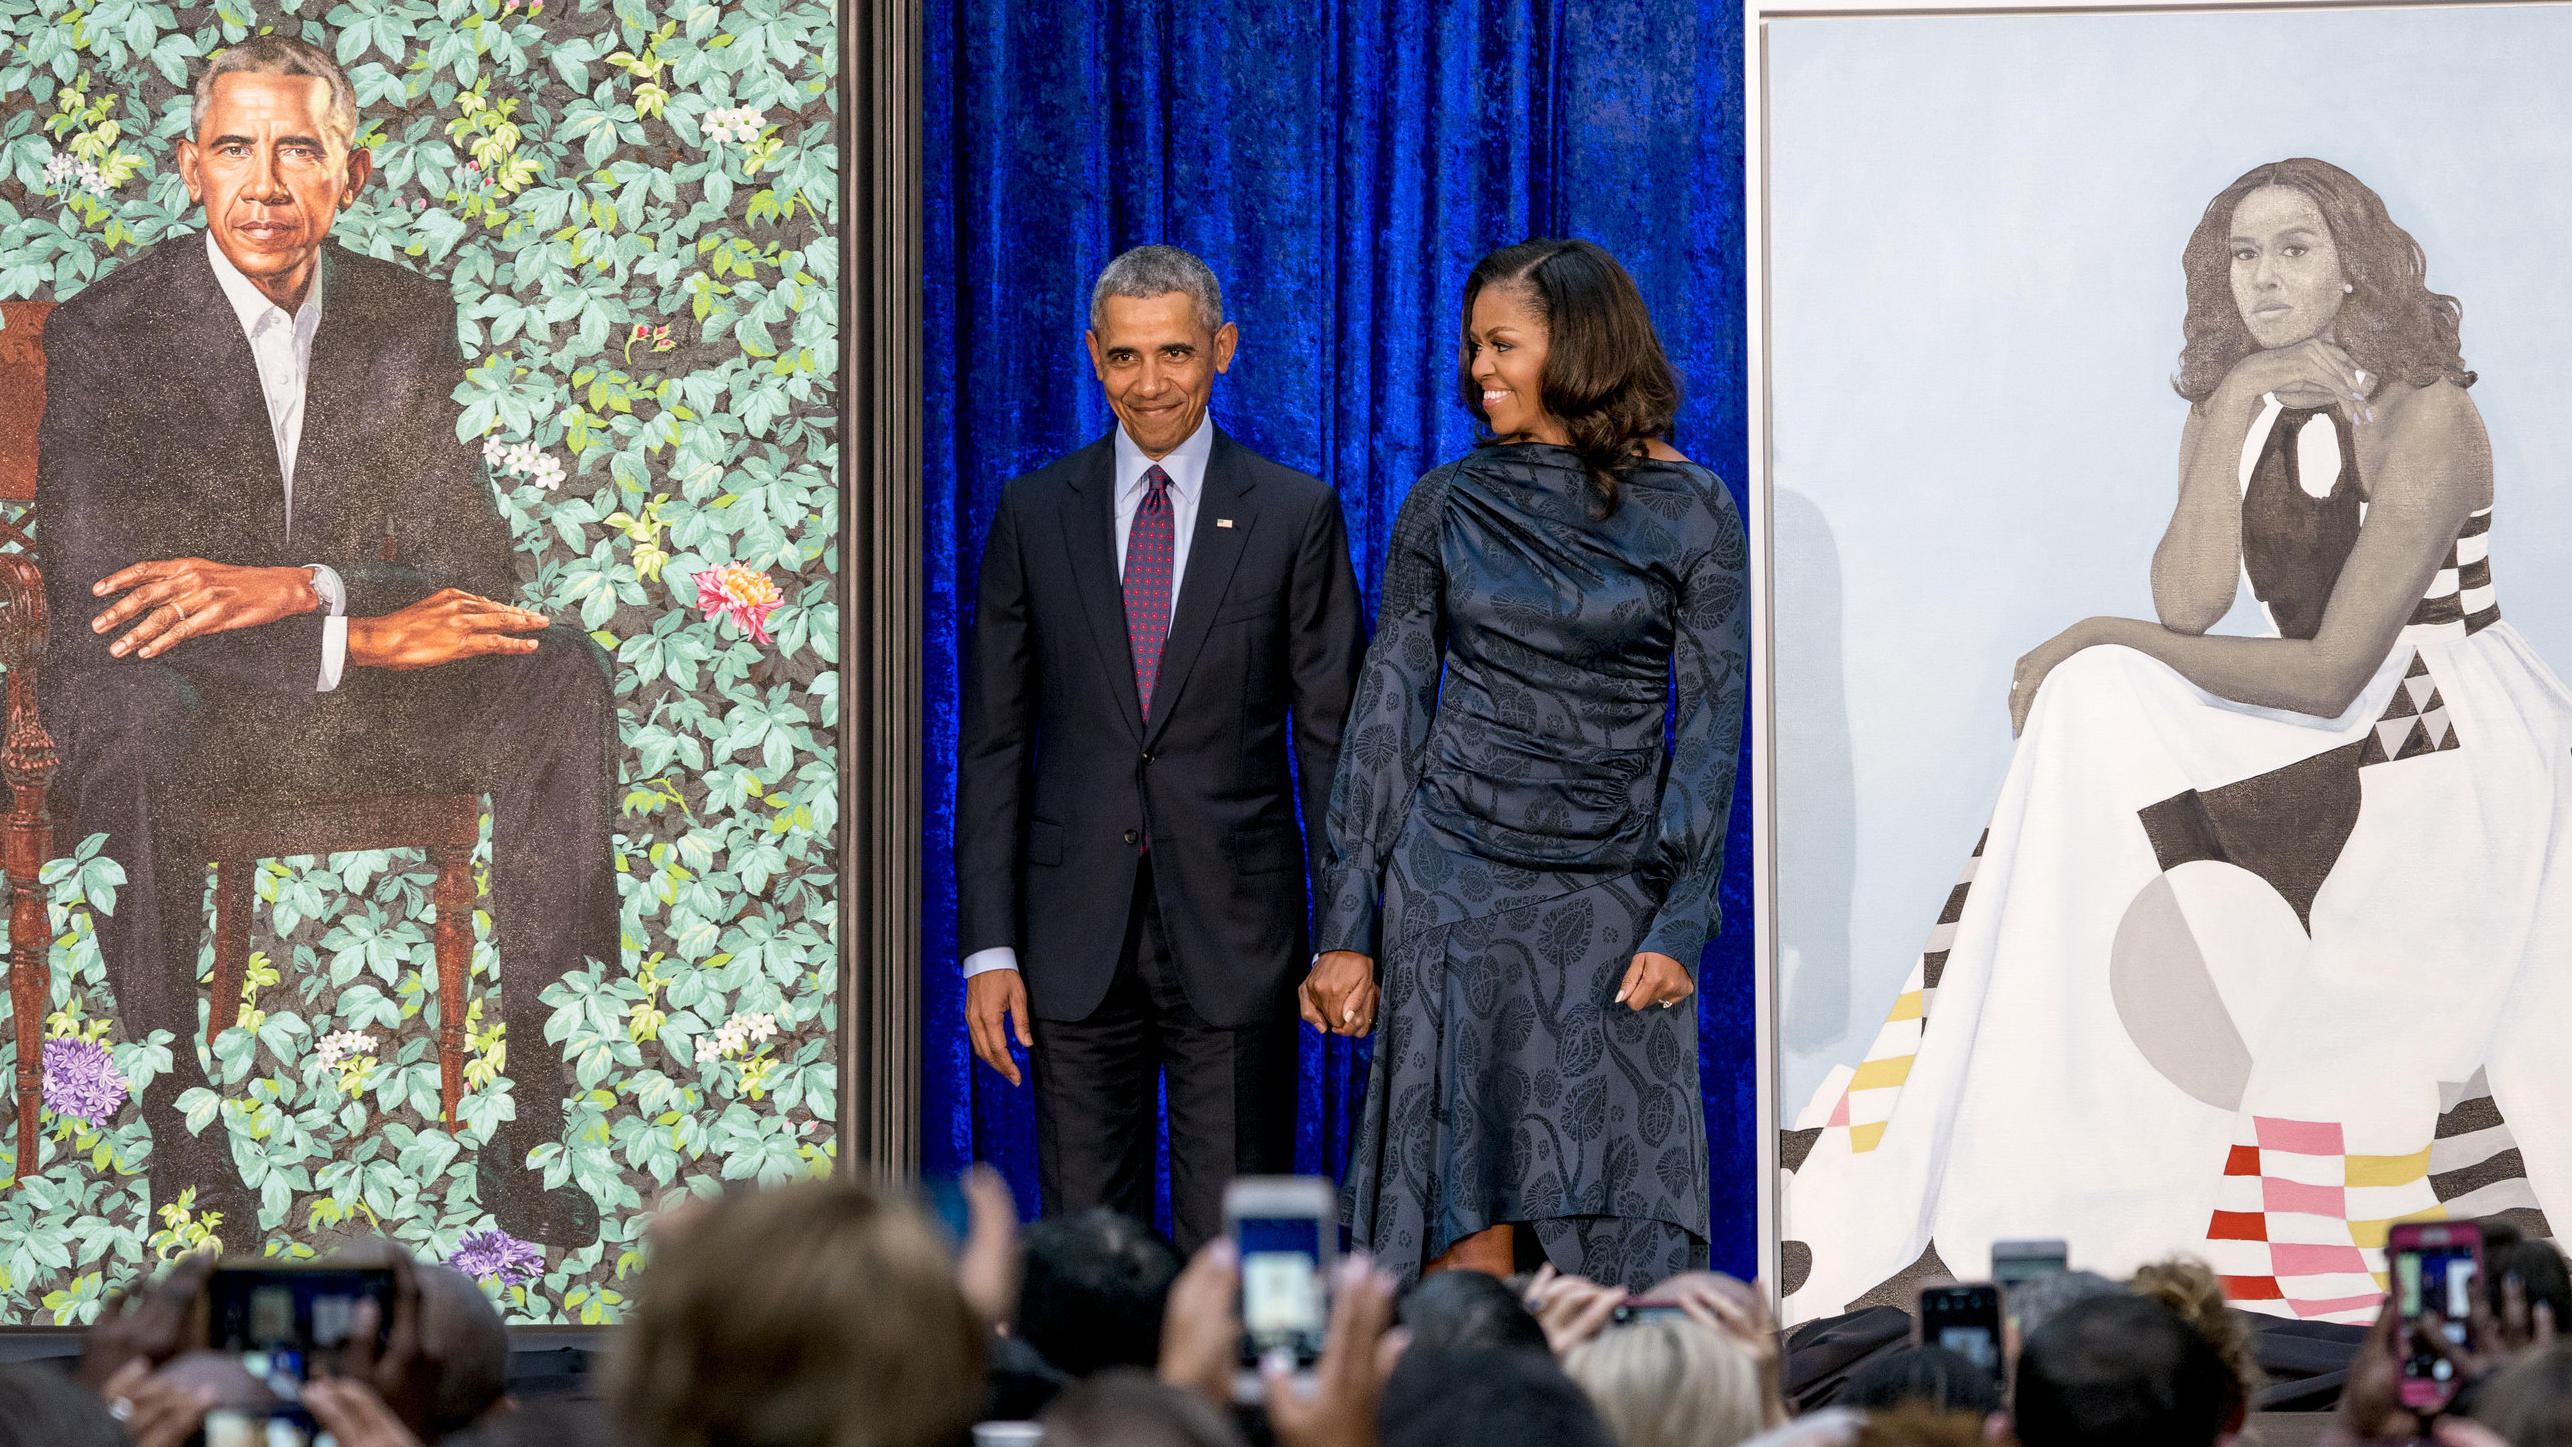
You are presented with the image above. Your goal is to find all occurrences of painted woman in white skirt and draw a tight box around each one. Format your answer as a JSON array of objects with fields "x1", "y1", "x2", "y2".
[{"x1": 1783, "y1": 158, "x2": 2572, "y2": 1324}]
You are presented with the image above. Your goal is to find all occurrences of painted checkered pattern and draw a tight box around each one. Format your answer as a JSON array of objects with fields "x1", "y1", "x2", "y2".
[
  {"x1": 2359, "y1": 651, "x2": 2463, "y2": 767},
  {"x1": 2403, "y1": 508, "x2": 2501, "y2": 638},
  {"x1": 2203, "y1": 1115, "x2": 2441, "y2": 1322},
  {"x1": 1123, "y1": 464, "x2": 1176, "y2": 725},
  {"x1": 1790, "y1": 831, "x2": 1986, "y2": 1157}
]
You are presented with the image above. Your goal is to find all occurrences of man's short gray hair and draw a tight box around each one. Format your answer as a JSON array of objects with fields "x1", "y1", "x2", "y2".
[
  {"x1": 1089, "y1": 245, "x2": 1224, "y2": 335},
  {"x1": 193, "y1": 35, "x2": 360, "y2": 150}
]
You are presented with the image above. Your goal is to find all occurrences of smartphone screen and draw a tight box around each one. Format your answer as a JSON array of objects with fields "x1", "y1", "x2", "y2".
[
  {"x1": 1236, "y1": 1214, "x2": 1327, "y2": 1366},
  {"x1": 1920, "y1": 1284, "x2": 2004, "y2": 1382},
  {"x1": 199, "y1": 1267, "x2": 394, "y2": 1447},
  {"x1": 2393, "y1": 1226, "x2": 2482, "y2": 1408},
  {"x1": 1991, "y1": 1239, "x2": 2069, "y2": 1294}
]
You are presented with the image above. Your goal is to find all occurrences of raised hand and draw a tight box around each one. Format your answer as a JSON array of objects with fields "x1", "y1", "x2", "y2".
[
  {"x1": 78, "y1": 1251, "x2": 217, "y2": 1392},
  {"x1": 1264, "y1": 1254, "x2": 1401, "y2": 1447},
  {"x1": 347, "y1": 588, "x2": 550, "y2": 670},
  {"x1": 330, "y1": 1247, "x2": 443, "y2": 1438},
  {"x1": 1158, "y1": 1237, "x2": 1244, "y2": 1408},
  {"x1": 92, "y1": 559, "x2": 320, "y2": 659},
  {"x1": 1524, "y1": 1265, "x2": 1625, "y2": 1357}
]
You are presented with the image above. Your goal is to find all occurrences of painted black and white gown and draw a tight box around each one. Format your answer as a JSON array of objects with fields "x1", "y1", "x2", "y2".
[
  {"x1": 1317, "y1": 443, "x2": 1748, "y2": 1292},
  {"x1": 1783, "y1": 396, "x2": 2572, "y2": 1324}
]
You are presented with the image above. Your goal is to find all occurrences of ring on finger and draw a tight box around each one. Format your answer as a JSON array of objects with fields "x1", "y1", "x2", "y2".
[
  {"x1": 109, "y1": 1398, "x2": 134, "y2": 1422},
  {"x1": 168, "y1": 599, "x2": 187, "y2": 622}
]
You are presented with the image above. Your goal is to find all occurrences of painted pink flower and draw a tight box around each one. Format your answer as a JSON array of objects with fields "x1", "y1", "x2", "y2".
[{"x1": 693, "y1": 565, "x2": 782, "y2": 644}]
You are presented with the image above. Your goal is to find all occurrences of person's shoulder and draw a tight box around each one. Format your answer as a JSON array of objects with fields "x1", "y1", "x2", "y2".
[
  {"x1": 1632, "y1": 454, "x2": 1739, "y2": 524},
  {"x1": 326, "y1": 244, "x2": 457, "y2": 325},
  {"x1": 998, "y1": 435, "x2": 1112, "y2": 506},
  {"x1": 1212, "y1": 430, "x2": 1330, "y2": 500},
  {"x1": 48, "y1": 232, "x2": 201, "y2": 336},
  {"x1": 2382, "y1": 374, "x2": 2482, "y2": 437}
]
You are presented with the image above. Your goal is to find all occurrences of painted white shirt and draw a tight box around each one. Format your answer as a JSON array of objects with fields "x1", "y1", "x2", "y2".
[
  {"x1": 205, "y1": 232, "x2": 348, "y2": 691},
  {"x1": 963, "y1": 413, "x2": 1216, "y2": 980}
]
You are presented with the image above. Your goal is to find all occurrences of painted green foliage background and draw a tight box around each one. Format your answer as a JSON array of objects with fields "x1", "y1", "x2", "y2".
[{"x1": 0, "y1": 0, "x2": 840, "y2": 1323}]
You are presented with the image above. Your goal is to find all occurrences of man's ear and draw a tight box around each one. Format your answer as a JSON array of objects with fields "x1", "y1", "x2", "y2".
[
  {"x1": 1212, "y1": 321, "x2": 1239, "y2": 375},
  {"x1": 339, "y1": 147, "x2": 375, "y2": 208},
  {"x1": 1083, "y1": 327, "x2": 1107, "y2": 382},
  {"x1": 176, "y1": 139, "x2": 204, "y2": 206}
]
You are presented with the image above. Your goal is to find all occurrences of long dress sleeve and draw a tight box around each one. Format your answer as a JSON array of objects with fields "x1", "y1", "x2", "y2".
[
  {"x1": 1636, "y1": 477, "x2": 1751, "y2": 968},
  {"x1": 1315, "y1": 465, "x2": 1456, "y2": 958}
]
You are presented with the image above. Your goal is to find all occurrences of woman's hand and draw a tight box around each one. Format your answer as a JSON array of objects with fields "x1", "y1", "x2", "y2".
[
  {"x1": 1301, "y1": 951, "x2": 1380, "y2": 1036},
  {"x1": 1158, "y1": 1239, "x2": 1243, "y2": 1409},
  {"x1": 2220, "y1": 338, "x2": 2374, "y2": 418},
  {"x1": 1655, "y1": 1272, "x2": 1788, "y2": 1426},
  {"x1": 2009, "y1": 618, "x2": 2111, "y2": 735},
  {"x1": 1614, "y1": 952, "x2": 1693, "y2": 1013},
  {"x1": 1524, "y1": 1265, "x2": 1626, "y2": 1357}
]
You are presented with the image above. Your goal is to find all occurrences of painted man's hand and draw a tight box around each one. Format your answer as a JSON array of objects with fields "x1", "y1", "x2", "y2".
[
  {"x1": 966, "y1": 969, "x2": 1035, "y2": 1087},
  {"x1": 92, "y1": 559, "x2": 320, "y2": 659},
  {"x1": 348, "y1": 589, "x2": 549, "y2": 670}
]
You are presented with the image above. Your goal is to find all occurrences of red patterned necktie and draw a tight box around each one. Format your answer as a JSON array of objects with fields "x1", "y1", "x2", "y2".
[{"x1": 1123, "y1": 464, "x2": 1176, "y2": 727}]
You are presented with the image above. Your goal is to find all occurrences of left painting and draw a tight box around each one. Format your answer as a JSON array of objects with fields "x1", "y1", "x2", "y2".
[{"x1": 0, "y1": 0, "x2": 841, "y2": 1324}]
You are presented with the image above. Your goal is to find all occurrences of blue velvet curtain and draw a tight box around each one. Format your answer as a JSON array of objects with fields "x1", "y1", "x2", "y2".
[{"x1": 920, "y1": 0, "x2": 1754, "y2": 1274}]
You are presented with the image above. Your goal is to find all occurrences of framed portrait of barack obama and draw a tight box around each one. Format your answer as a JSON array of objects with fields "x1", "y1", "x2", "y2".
[{"x1": 0, "y1": 0, "x2": 892, "y2": 1326}]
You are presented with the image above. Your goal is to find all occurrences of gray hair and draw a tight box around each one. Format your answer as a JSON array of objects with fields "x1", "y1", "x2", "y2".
[
  {"x1": 2008, "y1": 1270, "x2": 2123, "y2": 1341},
  {"x1": 193, "y1": 36, "x2": 360, "y2": 150},
  {"x1": 1089, "y1": 245, "x2": 1224, "y2": 335}
]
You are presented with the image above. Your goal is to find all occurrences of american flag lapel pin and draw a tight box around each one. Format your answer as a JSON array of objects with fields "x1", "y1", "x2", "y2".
[{"x1": 1216, "y1": 518, "x2": 1235, "y2": 528}]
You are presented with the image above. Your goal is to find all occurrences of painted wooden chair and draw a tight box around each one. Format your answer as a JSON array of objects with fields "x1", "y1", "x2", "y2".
[{"x1": 0, "y1": 299, "x2": 481, "y2": 1184}]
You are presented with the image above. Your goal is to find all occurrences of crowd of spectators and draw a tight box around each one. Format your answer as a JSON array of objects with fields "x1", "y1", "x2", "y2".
[{"x1": 8, "y1": 1172, "x2": 2572, "y2": 1447}]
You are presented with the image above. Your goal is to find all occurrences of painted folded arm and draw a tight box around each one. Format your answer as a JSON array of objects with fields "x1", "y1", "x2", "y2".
[
  {"x1": 1313, "y1": 466, "x2": 1453, "y2": 959},
  {"x1": 1636, "y1": 485, "x2": 1751, "y2": 969}
]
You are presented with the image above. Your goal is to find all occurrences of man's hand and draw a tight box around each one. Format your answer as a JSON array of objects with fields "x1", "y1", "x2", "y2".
[
  {"x1": 966, "y1": 969, "x2": 1035, "y2": 1087},
  {"x1": 1300, "y1": 951, "x2": 1378, "y2": 1037},
  {"x1": 100, "y1": 1360, "x2": 218, "y2": 1447},
  {"x1": 92, "y1": 559, "x2": 319, "y2": 659},
  {"x1": 79, "y1": 1251, "x2": 216, "y2": 1391},
  {"x1": 1263, "y1": 1254, "x2": 1401, "y2": 1447},
  {"x1": 333, "y1": 1247, "x2": 442, "y2": 1438},
  {"x1": 348, "y1": 589, "x2": 549, "y2": 670},
  {"x1": 1159, "y1": 1238, "x2": 1244, "y2": 1409}
]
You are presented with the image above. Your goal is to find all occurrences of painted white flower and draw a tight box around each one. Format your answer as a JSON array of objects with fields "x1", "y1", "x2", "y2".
[
  {"x1": 700, "y1": 105, "x2": 766, "y2": 148},
  {"x1": 41, "y1": 150, "x2": 73, "y2": 186},
  {"x1": 503, "y1": 441, "x2": 540, "y2": 476},
  {"x1": 530, "y1": 454, "x2": 566, "y2": 491},
  {"x1": 482, "y1": 436, "x2": 509, "y2": 468},
  {"x1": 74, "y1": 159, "x2": 105, "y2": 196},
  {"x1": 695, "y1": 1010, "x2": 781, "y2": 1065},
  {"x1": 315, "y1": 1030, "x2": 381, "y2": 1070}
]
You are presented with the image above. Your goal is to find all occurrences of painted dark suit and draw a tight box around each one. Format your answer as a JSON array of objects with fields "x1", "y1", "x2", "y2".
[
  {"x1": 955, "y1": 427, "x2": 1365, "y2": 1249},
  {"x1": 34, "y1": 232, "x2": 614, "y2": 1243}
]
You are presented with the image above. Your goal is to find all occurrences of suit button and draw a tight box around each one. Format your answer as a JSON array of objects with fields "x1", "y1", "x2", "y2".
[
  {"x1": 1141, "y1": 751, "x2": 1153, "y2": 764},
  {"x1": 1122, "y1": 828, "x2": 1140, "y2": 845}
]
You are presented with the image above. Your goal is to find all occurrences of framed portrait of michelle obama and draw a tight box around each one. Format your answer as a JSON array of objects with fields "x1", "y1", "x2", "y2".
[
  {"x1": 0, "y1": 0, "x2": 925, "y2": 1328},
  {"x1": 1754, "y1": 0, "x2": 2572, "y2": 1323}
]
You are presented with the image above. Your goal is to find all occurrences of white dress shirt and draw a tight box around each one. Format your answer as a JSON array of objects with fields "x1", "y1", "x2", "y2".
[
  {"x1": 963, "y1": 414, "x2": 1216, "y2": 980},
  {"x1": 205, "y1": 232, "x2": 349, "y2": 692}
]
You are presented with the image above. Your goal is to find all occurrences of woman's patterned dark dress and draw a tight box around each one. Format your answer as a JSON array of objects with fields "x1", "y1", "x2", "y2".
[{"x1": 1318, "y1": 443, "x2": 1748, "y2": 1291}]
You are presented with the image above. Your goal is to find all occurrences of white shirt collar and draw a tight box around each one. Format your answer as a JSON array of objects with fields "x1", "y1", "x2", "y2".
[
  {"x1": 1114, "y1": 413, "x2": 1215, "y2": 504},
  {"x1": 205, "y1": 230, "x2": 323, "y2": 340}
]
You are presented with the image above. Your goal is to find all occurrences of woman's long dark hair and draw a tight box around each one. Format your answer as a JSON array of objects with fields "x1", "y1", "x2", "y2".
[
  {"x1": 1458, "y1": 239, "x2": 1679, "y2": 516},
  {"x1": 2174, "y1": 158, "x2": 2473, "y2": 404}
]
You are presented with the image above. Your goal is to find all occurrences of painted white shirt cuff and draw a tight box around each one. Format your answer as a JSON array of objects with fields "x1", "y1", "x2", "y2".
[
  {"x1": 307, "y1": 564, "x2": 347, "y2": 693},
  {"x1": 962, "y1": 947, "x2": 1020, "y2": 979}
]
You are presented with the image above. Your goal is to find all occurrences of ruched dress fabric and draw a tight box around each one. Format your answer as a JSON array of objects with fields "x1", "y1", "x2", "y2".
[{"x1": 1318, "y1": 443, "x2": 1748, "y2": 1291}]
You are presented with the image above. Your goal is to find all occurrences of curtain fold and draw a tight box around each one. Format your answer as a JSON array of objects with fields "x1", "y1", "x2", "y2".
[{"x1": 922, "y1": 0, "x2": 1754, "y2": 1273}]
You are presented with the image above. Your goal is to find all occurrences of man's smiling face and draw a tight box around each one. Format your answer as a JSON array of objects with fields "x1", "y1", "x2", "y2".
[{"x1": 178, "y1": 70, "x2": 372, "y2": 309}]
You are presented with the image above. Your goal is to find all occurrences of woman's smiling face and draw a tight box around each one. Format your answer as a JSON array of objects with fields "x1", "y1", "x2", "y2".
[
  {"x1": 1467, "y1": 283, "x2": 1556, "y2": 441},
  {"x1": 2229, "y1": 184, "x2": 2349, "y2": 351}
]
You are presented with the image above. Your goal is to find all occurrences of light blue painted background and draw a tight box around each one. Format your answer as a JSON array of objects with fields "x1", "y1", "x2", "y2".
[{"x1": 1770, "y1": 3, "x2": 2572, "y2": 1110}]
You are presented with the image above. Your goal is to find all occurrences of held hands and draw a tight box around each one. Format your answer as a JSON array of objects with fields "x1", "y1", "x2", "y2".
[
  {"x1": 966, "y1": 969, "x2": 1035, "y2": 1086},
  {"x1": 1301, "y1": 951, "x2": 1380, "y2": 1036},
  {"x1": 1614, "y1": 951, "x2": 1694, "y2": 1012},
  {"x1": 92, "y1": 560, "x2": 320, "y2": 659},
  {"x1": 348, "y1": 589, "x2": 550, "y2": 670}
]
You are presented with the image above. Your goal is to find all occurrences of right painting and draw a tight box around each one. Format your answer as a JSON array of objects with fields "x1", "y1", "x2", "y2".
[{"x1": 1765, "y1": 1, "x2": 2572, "y2": 1325}]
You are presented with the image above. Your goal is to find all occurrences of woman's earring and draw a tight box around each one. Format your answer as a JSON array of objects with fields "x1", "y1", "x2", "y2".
[{"x1": 2343, "y1": 282, "x2": 2356, "y2": 294}]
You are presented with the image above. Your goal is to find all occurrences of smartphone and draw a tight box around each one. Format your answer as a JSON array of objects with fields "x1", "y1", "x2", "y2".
[
  {"x1": 1991, "y1": 1239, "x2": 2069, "y2": 1293},
  {"x1": 1226, "y1": 1176, "x2": 1336, "y2": 1371},
  {"x1": 1920, "y1": 1283, "x2": 2005, "y2": 1383},
  {"x1": 194, "y1": 1263, "x2": 396, "y2": 1447},
  {"x1": 1611, "y1": 1299, "x2": 1690, "y2": 1325},
  {"x1": 2390, "y1": 1220, "x2": 2484, "y2": 1412}
]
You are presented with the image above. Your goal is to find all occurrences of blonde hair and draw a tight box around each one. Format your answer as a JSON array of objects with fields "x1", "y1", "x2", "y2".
[
  {"x1": 607, "y1": 1179, "x2": 987, "y2": 1447},
  {"x1": 1563, "y1": 1318, "x2": 1764, "y2": 1447},
  {"x1": 2130, "y1": 1255, "x2": 2263, "y2": 1405}
]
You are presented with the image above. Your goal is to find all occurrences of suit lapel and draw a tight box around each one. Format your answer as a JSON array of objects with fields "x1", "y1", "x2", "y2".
[
  {"x1": 1142, "y1": 429, "x2": 1256, "y2": 749},
  {"x1": 1062, "y1": 437, "x2": 1146, "y2": 742},
  {"x1": 177, "y1": 235, "x2": 289, "y2": 546}
]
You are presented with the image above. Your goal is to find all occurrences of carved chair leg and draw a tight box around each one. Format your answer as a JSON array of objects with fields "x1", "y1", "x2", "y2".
[
  {"x1": 7, "y1": 864, "x2": 41, "y2": 1185},
  {"x1": 207, "y1": 860, "x2": 251, "y2": 1053},
  {"x1": 430, "y1": 845, "x2": 471, "y2": 1130}
]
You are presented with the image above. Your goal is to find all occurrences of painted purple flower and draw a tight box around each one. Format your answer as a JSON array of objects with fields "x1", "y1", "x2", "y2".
[
  {"x1": 42, "y1": 1037, "x2": 128, "y2": 1124},
  {"x1": 450, "y1": 1229, "x2": 544, "y2": 1285}
]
